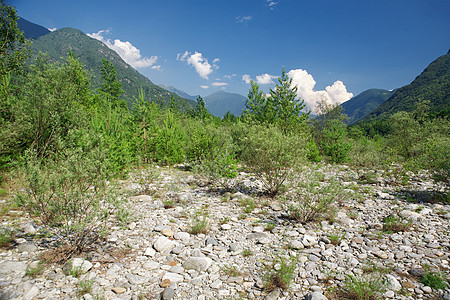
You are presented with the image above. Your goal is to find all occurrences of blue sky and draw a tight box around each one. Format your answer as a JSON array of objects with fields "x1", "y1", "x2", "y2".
[{"x1": 11, "y1": 0, "x2": 450, "y2": 112}]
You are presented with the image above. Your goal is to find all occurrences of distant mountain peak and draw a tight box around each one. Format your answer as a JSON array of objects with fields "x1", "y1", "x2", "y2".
[{"x1": 17, "y1": 17, "x2": 50, "y2": 40}]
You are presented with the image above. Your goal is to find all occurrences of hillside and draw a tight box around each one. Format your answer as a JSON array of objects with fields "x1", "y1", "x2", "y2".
[
  {"x1": 158, "y1": 84, "x2": 199, "y2": 101},
  {"x1": 362, "y1": 52, "x2": 450, "y2": 121},
  {"x1": 28, "y1": 27, "x2": 194, "y2": 108},
  {"x1": 17, "y1": 16, "x2": 50, "y2": 40},
  {"x1": 204, "y1": 91, "x2": 247, "y2": 117},
  {"x1": 341, "y1": 89, "x2": 395, "y2": 124}
]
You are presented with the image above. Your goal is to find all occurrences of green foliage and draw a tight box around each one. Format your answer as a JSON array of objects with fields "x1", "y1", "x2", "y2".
[
  {"x1": 189, "y1": 210, "x2": 209, "y2": 235},
  {"x1": 192, "y1": 96, "x2": 211, "y2": 120},
  {"x1": 338, "y1": 274, "x2": 387, "y2": 300},
  {"x1": 241, "y1": 125, "x2": 306, "y2": 197},
  {"x1": 421, "y1": 268, "x2": 447, "y2": 290},
  {"x1": 382, "y1": 214, "x2": 412, "y2": 233},
  {"x1": 29, "y1": 27, "x2": 195, "y2": 109},
  {"x1": 0, "y1": 228, "x2": 14, "y2": 248},
  {"x1": 0, "y1": 0, "x2": 30, "y2": 76},
  {"x1": 99, "y1": 59, "x2": 126, "y2": 108},
  {"x1": 77, "y1": 279, "x2": 94, "y2": 296},
  {"x1": 287, "y1": 178, "x2": 344, "y2": 223},
  {"x1": 17, "y1": 133, "x2": 115, "y2": 252},
  {"x1": 243, "y1": 80, "x2": 276, "y2": 124},
  {"x1": 25, "y1": 262, "x2": 46, "y2": 278},
  {"x1": 306, "y1": 139, "x2": 321, "y2": 162},
  {"x1": 263, "y1": 254, "x2": 297, "y2": 292}
]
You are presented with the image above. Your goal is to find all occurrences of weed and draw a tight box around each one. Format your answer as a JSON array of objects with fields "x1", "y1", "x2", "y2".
[
  {"x1": 222, "y1": 265, "x2": 242, "y2": 277},
  {"x1": 0, "y1": 229, "x2": 14, "y2": 248},
  {"x1": 66, "y1": 265, "x2": 83, "y2": 278},
  {"x1": 328, "y1": 232, "x2": 346, "y2": 245},
  {"x1": 421, "y1": 268, "x2": 447, "y2": 290},
  {"x1": 189, "y1": 210, "x2": 209, "y2": 235},
  {"x1": 25, "y1": 262, "x2": 46, "y2": 278},
  {"x1": 0, "y1": 188, "x2": 7, "y2": 197},
  {"x1": 116, "y1": 207, "x2": 131, "y2": 227},
  {"x1": 242, "y1": 249, "x2": 253, "y2": 257},
  {"x1": 263, "y1": 254, "x2": 297, "y2": 292},
  {"x1": 336, "y1": 274, "x2": 386, "y2": 300},
  {"x1": 382, "y1": 214, "x2": 412, "y2": 233},
  {"x1": 240, "y1": 198, "x2": 255, "y2": 214},
  {"x1": 163, "y1": 199, "x2": 175, "y2": 209},
  {"x1": 77, "y1": 279, "x2": 93, "y2": 296},
  {"x1": 219, "y1": 216, "x2": 230, "y2": 225},
  {"x1": 265, "y1": 222, "x2": 275, "y2": 232}
]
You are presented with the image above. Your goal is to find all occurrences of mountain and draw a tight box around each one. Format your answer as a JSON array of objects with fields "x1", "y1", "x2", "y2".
[
  {"x1": 341, "y1": 89, "x2": 395, "y2": 124},
  {"x1": 26, "y1": 27, "x2": 195, "y2": 108},
  {"x1": 362, "y1": 52, "x2": 450, "y2": 122},
  {"x1": 204, "y1": 91, "x2": 247, "y2": 117},
  {"x1": 17, "y1": 17, "x2": 50, "y2": 40},
  {"x1": 157, "y1": 84, "x2": 199, "y2": 101}
]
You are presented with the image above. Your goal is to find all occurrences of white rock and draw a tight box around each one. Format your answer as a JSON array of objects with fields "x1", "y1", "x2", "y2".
[
  {"x1": 69, "y1": 258, "x2": 93, "y2": 274},
  {"x1": 162, "y1": 272, "x2": 184, "y2": 283},
  {"x1": 302, "y1": 234, "x2": 318, "y2": 247},
  {"x1": 154, "y1": 236, "x2": 176, "y2": 252},
  {"x1": 385, "y1": 274, "x2": 401, "y2": 291},
  {"x1": 144, "y1": 247, "x2": 156, "y2": 257},
  {"x1": 221, "y1": 224, "x2": 232, "y2": 230}
]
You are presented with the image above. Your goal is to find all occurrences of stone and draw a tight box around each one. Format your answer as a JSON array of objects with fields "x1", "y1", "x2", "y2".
[
  {"x1": 111, "y1": 287, "x2": 126, "y2": 294},
  {"x1": 220, "y1": 224, "x2": 232, "y2": 230},
  {"x1": 17, "y1": 242, "x2": 37, "y2": 253},
  {"x1": 290, "y1": 240, "x2": 304, "y2": 250},
  {"x1": 161, "y1": 287, "x2": 175, "y2": 300},
  {"x1": 399, "y1": 210, "x2": 422, "y2": 221},
  {"x1": 154, "y1": 236, "x2": 176, "y2": 252},
  {"x1": 145, "y1": 247, "x2": 156, "y2": 257},
  {"x1": 143, "y1": 261, "x2": 160, "y2": 270},
  {"x1": 161, "y1": 228, "x2": 174, "y2": 237},
  {"x1": 305, "y1": 291, "x2": 328, "y2": 300},
  {"x1": 384, "y1": 290, "x2": 395, "y2": 298},
  {"x1": 0, "y1": 261, "x2": 27, "y2": 274},
  {"x1": 183, "y1": 257, "x2": 213, "y2": 272},
  {"x1": 160, "y1": 279, "x2": 171, "y2": 288},
  {"x1": 64, "y1": 258, "x2": 92, "y2": 274},
  {"x1": 385, "y1": 274, "x2": 401, "y2": 291},
  {"x1": 402, "y1": 280, "x2": 415, "y2": 289},
  {"x1": 302, "y1": 234, "x2": 318, "y2": 247},
  {"x1": 210, "y1": 280, "x2": 222, "y2": 289},
  {"x1": 174, "y1": 232, "x2": 190, "y2": 242},
  {"x1": 23, "y1": 223, "x2": 37, "y2": 234},
  {"x1": 408, "y1": 268, "x2": 425, "y2": 277},
  {"x1": 265, "y1": 289, "x2": 281, "y2": 300},
  {"x1": 162, "y1": 272, "x2": 184, "y2": 284},
  {"x1": 421, "y1": 286, "x2": 432, "y2": 293},
  {"x1": 23, "y1": 285, "x2": 39, "y2": 300}
]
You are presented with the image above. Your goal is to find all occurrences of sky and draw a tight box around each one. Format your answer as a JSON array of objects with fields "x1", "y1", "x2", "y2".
[{"x1": 10, "y1": 0, "x2": 450, "y2": 112}]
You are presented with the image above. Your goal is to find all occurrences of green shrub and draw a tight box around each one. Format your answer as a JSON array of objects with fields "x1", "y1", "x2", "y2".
[
  {"x1": 77, "y1": 279, "x2": 93, "y2": 296},
  {"x1": 189, "y1": 210, "x2": 209, "y2": 235},
  {"x1": 263, "y1": 254, "x2": 297, "y2": 292},
  {"x1": 421, "y1": 269, "x2": 447, "y2": 290},
  {"x1": 287, "y1": 178, "x2": 344, "y2": 223},
  {"x1": 338, "y1": 274, "x2": 386, "y2": 300},
  {"x1": 0, "y1": 229, "x2": 14, "y2": 248},
  {"x1": 241, "y1": 125, "x2": 306, "y2": 197},
  {"x1": 306, "y1": 139, "x2": 321, "y2": 162},
  {"x1": 17, "y1": 135, "x2": 115, "y2": 253},
  {"x1": 382, "y1": 214, "x2": 412, "y2": 233}
]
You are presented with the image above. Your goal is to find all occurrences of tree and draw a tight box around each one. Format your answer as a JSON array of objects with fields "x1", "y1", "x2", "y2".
[
  {"x1": 270, "y1": 67, "x2": 309, "y2": 134},
  {"x1": 99, "y1": 59, "x2": 125, "y2": 108},
  {"x1": 193, "y1": 96, "x2": 211, "y2": 120},
  {"x1": 243, "y1": 80, "x2": 276, "y2": 124},
  {"x1": 0, "y1": 0, "x2": 29, "y2": 77}
]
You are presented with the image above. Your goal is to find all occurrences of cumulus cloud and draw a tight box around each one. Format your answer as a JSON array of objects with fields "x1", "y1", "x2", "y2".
[
  {"x1": 287, "y1": 69, "x2": 353, "y2": 113},
  {"x1": 236, "y1": 15, "x2": 252, "y2": 23},
  {"x1": 48, "y1": 27, "x2": 57, "y2": 32},
  {"x1": 212, "y1": 82, "x2": 228, "y2": 87},
  {"x1": 200, "y1": 85, "x2": 209, "y2": 89},
  {"x1": 177, "y1": 51, "x2": 216, "y2": 80},
  {"x1": 242, "y1": 74, "x2": 251, "y2": 84},
  {"x1": 87, "y1": 29, "x2": 158, "y2": 69},
  {"x1": 256, "y1": 73, "x2": 277, "y2": 85}
]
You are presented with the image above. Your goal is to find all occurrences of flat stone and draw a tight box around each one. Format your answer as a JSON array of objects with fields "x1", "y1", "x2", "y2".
[
  {"x1": 64, "y1": 258, "x2": 92, "y2": 274},
  {"x1": 402, "y1": 280, "x2": 415, "y2": 289},
  {"x1": 143, "y1": 261, "x2": 159, "y2": 270},
  {"x1": 161, "y1": 228, "x2": 174, "y2": 237},
  {"x1": 221, "y1": 224, "x2": 232, "y2": 230},
  {"x1": 183, "y1": 257, "x2": 213, "y2": 272},
  {"x1": 111, "y1": 287, "x2": 126, "y2": 294},
  {"x1": 385, "y1": 274, "x2": 401, "y2": 291},
  {"x1": 145, "y1": 247, "x2": 156, "y2": 257},
  {"x1": 0, "y1": 261, "x2": 27, "y2": 274},
  {"x1": 162, "y1": 272, "x2": 184, "y2": 284},
  {"x1": 154, "y1": 236, "x2": 176, "y2": 252},
  {"x1": 161, "y1": 287, "x2": 175, "y2": 300},
  {"x1": 291, "y1": 240, "x2": 304, "y2": 250},
  {"x1": 421, "y1": 286, "x2": 432, "y2": 293},
  {"x1": 384, "y1": 290, "x2": 395, "y2": 298},
  {"x1": 23, "y1": 285, "x2": 39, "y2": 299}
]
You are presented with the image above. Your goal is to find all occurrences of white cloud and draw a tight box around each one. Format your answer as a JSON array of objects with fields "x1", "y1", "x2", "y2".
[
  {"x1": 177, "y1": 51, "x2": 216, "y2": 79},
  {"x1": 266, "y1": 0, "x2": 278, "y2": 9},
  {"x1": 236, "y1": 15, "x2": 252, "y2": 23},
  {"x1": 242, "y1": 74, "x2": 251, "y2": 84},
  {"x1": 152, "y1": 65, "x2": 162, "y2": 71},
  {"x1": 224, "y1": 74, "x2": 237, "y2": 80},
  {"x1": 212, "y1": 82, "x2": 228, "y2": 87},
  {"x1": 87, "y1": 29, "x2": 158, "y2": 69},
  {"x1": 287, "y1": 69, "x2": 353, "y2": 113},
  {"x1": 48, "y1": 27, "x2": 57, "y2": 32},
  {"x1": 200, "y1": 85, "x2": 209, "y2": 89},
  {"x1": 256, "y1": 73, "x2": 277, "y2": 85}
]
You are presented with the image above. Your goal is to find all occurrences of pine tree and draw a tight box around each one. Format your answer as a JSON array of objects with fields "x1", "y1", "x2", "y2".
[
  {"x1": 243, "y1": 80, "x2": 276, "y2": 124},
  {"x1": 270, "y1": 67, "x2": 308, "y2": 134}
]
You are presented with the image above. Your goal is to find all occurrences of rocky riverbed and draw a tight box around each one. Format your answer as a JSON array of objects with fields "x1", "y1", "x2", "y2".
[{"x1": 0, "y1": 164, "x2": 449, "y2": 299}]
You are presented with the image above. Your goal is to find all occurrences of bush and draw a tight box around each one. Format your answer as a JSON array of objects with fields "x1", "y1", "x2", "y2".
[
  {"x1": 338, "y1": 274, "x2": 386, "y2": 300},
  {"x1": 17, "y1": 132, "x2": 115, "y2": 254},
  {"x1": 241, "y1": 125, "x2": 306, "y2": 197},
  {"x1": 287, "y1": 178, "x2": 344, "y2": 223},
  {"x1": 263, "y1": 254, "x2": 297, "y2": 292}
]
